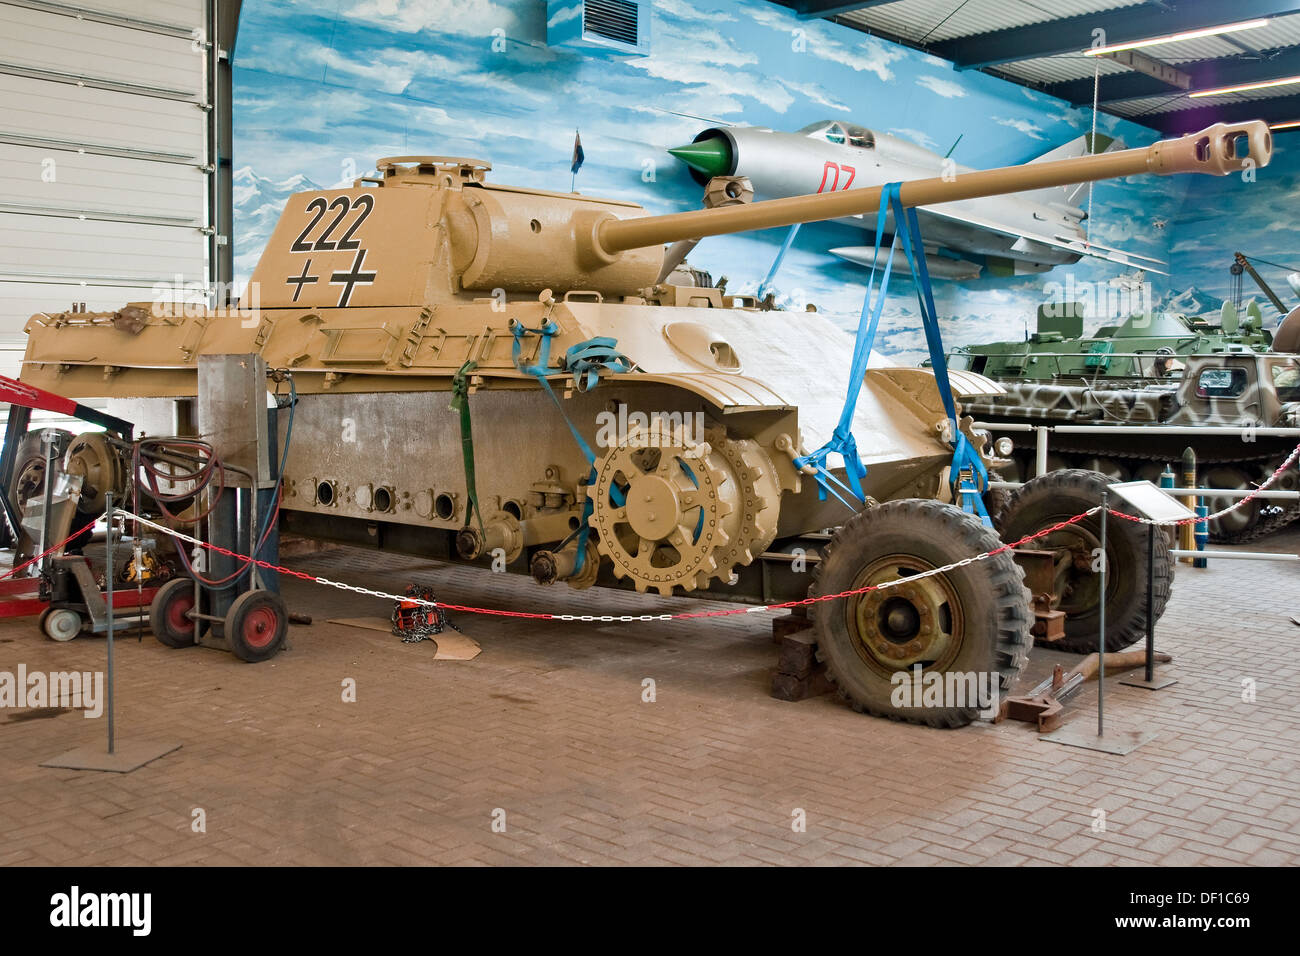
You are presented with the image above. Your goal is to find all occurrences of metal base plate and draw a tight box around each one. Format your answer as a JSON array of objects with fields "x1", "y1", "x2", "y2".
[
  {"x1": 1118, "y1": 673, "x2": 1179, "y2": 690},
  {"x1": 1040, "y1": 725, "x2": 1155, "y2": 755},
  {"x1": 41, "y1": 740, "x2": 181, "y2": 773}
]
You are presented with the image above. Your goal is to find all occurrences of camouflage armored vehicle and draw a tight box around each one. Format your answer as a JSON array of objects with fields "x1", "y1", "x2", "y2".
[
  {"x1": 952, "y1": 303, "x2": 1300, "y2": 542},
  {"x1": 948, "y1": 300, "x2": 1275, "y2": 383},
  {"x1": 10, "y1": 122, "x2": 1272, "y2": 724}
]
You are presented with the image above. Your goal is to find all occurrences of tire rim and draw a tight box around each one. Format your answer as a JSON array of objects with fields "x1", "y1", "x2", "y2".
[
  {"x1": 166, "y1": 593, "x2": 195, "y2": 636},
  {"x1": 242, "y1": 606, "x2": 279, "y2": 649},
  {"x1": 847, "y1": 554, "x2": 964, "y2": 678},
  {"x1": 47, "y1": 610, "x2": 80, "y2": 641}
]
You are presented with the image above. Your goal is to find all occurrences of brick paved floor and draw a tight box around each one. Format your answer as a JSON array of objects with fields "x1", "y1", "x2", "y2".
[{"x1": 1, "y1": 527, "x2": 1297, "y2": 866}]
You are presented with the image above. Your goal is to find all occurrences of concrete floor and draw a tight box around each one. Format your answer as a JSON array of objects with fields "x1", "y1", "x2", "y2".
[{"x1": 1, "y1": 526, "x2": 1297, "y2": 866}]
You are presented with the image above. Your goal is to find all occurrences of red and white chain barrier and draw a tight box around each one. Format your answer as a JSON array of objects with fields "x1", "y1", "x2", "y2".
[{"x1": 117, "y1": 441, "x2": 1299, "y2": 625}]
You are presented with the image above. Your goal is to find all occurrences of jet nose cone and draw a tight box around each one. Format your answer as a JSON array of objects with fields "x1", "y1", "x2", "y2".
[{"x1": 667, "y1": 136, "x2": 733, "y2": 178}]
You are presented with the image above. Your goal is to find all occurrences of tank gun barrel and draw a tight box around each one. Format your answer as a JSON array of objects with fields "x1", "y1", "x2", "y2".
[{"x1": 593, "y1": 121, "x2": 1271, "y2": 258}]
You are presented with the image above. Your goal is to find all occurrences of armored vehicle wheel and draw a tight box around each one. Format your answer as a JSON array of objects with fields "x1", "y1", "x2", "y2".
[
  {"x1": 150, "y1": 577, "x2": 197, "y2": 648},
  {"x1": 9, "y1": 429, "x2": 73, "y2": 514},
  {"x1": 41, "y1": 607, "x2": 82, "y2": 642},
  {"x1": 225, "y1": 588, "x2": 287, "y2": 663},
  {"x1": 810, "y1": 499, "x2": 1032, "y2": 728},
  {"x1": 590, "y1": 420, "x2": 781, "y2": 595},
  {"x1": 1203, "y1": 466, "x2": 1261, "y2": 542},
  {"x1": 997, "y1": 469, "x2": 1173, "y2": 653}
]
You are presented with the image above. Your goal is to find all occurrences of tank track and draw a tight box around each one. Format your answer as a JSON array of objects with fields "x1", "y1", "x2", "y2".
[
  {"x1": 1005, "y1": 434, "x2": 1300, "y2": 544},
  {"x1": 1213, "y1": 499, "x2": 1300, "y2": 544}
]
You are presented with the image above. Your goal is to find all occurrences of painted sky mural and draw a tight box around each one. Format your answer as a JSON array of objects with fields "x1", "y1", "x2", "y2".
[{"x1": 231, "y1": 0, "x2": 1297, "y2": 365}]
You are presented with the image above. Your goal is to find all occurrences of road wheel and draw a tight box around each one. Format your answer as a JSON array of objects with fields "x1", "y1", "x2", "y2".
[
  {"x1": 997, "y1": 468, "x2": 1173, "y2": 652},
  {"x1": 225, "y1": 589, "x2": 287, "y2": 663},
  {"x1": 1204, "y1": 466, "x2": 1260, "y2": 542},
  {"x1": 41, "y1": 607, "x2": 82, "y2": 642},
  {"x1": 150, "y1": 577, "x2": 197, "y2": 648},
  {"x1": 810, "y1": 499, "x2": 1032, "y2": 728}
]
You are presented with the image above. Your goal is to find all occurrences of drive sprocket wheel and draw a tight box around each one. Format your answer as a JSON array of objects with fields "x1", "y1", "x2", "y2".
[
  {"x1": 590, "y1": 420, "x2": 738, "y2": 595},
  {"x1": 702, "y1": 428, "x2": 781, "y2": 585}
]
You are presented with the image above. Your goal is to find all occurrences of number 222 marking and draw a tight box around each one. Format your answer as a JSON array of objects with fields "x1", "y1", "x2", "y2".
[{"x1": 290, "y1": 194, "x2": 374, "y2": 252}]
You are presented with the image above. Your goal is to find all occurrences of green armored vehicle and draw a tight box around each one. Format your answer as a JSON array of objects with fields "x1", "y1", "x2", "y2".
[
  {"x1": 948, "y1": 302, "x2": 1300, "y2": 543},
  {"x1": 947, "y1": 300, "x2": 1275, "y2": 382}
]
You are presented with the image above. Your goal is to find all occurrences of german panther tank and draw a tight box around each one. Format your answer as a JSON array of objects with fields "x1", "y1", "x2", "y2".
[
  {"x1": 953, "y1": 303, "x2": 1300, "y2": 543},
  {"x1": 12, "y1": 122, "x2": 1272, "y2": 725}
]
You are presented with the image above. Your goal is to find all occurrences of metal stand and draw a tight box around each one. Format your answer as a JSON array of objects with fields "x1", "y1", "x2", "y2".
[
  {"x1": 41, "y1": 494, "x2": 180, "y2": 773},
  {"x1": 1120, "y1": 523, "x2": 1178, "y2": 690},
  {"x1": 1042, "y1": 491, "x2": 1156, "y2": 755},
  {"x1": 38, "y1": 430, "x2": 56, "y2": 575}
]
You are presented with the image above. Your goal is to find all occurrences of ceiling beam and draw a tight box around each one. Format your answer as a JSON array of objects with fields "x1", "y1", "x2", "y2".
[
  {"x1": 1142, "y1": 93, "x2": 1300, "y2": 133},
  {"x1": 934, "y1": 0, "x2": 1300, "y2": 70},
  {"x1": 772, "y1": 0, "x2": 902, "y2": 20},
  {"x1": 1102, "y1": 48, "x2": 1191, "y2": 89},
  {"x1": 1045, "y1": 45, "x2": 1300, "y2": 106}
]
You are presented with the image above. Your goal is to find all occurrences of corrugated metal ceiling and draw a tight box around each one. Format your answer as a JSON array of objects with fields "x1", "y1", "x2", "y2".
[
  {"x1": 837, "y1": 0, "x2": 1146, "y2": 46},
  {"x1": 995, "y1": 54, "x2": 1129, "y2": 86},
  {"x1": 821, "y1": 0, "x2": 1300, "y2": 124}
]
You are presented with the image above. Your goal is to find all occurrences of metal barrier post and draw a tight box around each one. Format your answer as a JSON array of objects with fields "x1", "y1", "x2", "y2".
[
  {"x1": 1098, "y1": 490, "x2": 1106, "y2": 738},
  {"x1": 39, "y1": 489, "x2": 181, "y2": 772},
  {"x1": 105, "y1": 492, "x2": 115, "y2": 755},
  {"x1": 1145, "y1": 523, "x2": 1154, "y2": 684},
  {"x1": 1035, "y1": 426, "x2": 1049, "y2": 477}
]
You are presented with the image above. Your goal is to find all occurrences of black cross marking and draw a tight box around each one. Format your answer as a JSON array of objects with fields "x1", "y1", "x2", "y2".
[
  {"x1": 330, "y1": 248, "x2": 377, "y2": 307},
  {"x1": 286, "y1": 258, "x2": 318, "y2": 302}
]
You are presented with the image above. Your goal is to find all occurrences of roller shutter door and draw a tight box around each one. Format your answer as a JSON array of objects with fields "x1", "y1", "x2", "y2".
[{"x1": 0, "y1": 0, "x2": 209, "y2": 380}]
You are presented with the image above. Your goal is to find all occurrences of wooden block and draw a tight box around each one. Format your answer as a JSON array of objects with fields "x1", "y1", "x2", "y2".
[
  {"x1": 770, "y1": 664, "x2": 834, "y2": 702},
  {"x1": 777, "y1": 631, "x2": 818, "y2": 678},
  {"x1": 771, "y1": 610, "x2": 812, "y2": 643}
]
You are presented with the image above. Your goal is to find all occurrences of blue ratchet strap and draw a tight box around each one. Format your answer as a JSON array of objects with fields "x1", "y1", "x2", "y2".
[
  {"x1": 793, "y1": 185, "x2": 900, "y2": 508},
  {"x1": 563, "y1": 336, "x2": 633, "y2": 392},
  {"x1": 510, "y1": 321, "x2": 626, "y2": 571},
  {"x1": 888, "y1": 193, "x2": 992, "y2": 526},
  {"x1": 758, "y1": 222, "x2": 802, "y2": 300}
]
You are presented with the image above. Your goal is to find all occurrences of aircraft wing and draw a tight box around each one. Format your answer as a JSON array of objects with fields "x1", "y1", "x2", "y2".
[{"x1": 920, "y1": 204, "x2": 1169, "y2": 275}]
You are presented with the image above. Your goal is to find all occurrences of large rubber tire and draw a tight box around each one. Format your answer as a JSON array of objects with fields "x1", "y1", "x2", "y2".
[
  {"x1": 150, "y1": 577, "x2": 197, "y2": 648},
  {"x1": 985, "y1": 470, "x2": 1013, "y2": 528},
  {"x1": 810, "y1": 499, "x2": 1033, "y2": 728},
  {"x1": 225, "y1": 589, "x2": 287, "y2": 663},
  {"x1": 996, "y1": 468, "x2": 1174, "y2": 653}
]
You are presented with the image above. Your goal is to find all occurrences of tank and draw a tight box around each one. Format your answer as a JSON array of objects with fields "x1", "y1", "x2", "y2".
[
  {"x1": 11, "y1": 121, "x2": 1273, "y2": 724},
  {"x1": 956, "y1": 302, "x2": 1300, "y2": 543}
]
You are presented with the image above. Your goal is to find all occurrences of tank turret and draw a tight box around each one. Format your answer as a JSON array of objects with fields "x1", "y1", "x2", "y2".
[{"x1": 241, "y1": 122, "x2": 1270, "y2": 311}]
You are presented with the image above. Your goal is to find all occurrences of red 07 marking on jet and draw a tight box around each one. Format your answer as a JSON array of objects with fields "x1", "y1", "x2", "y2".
[{"x1": 817, "y1": 161, "x2": 856, "y2": 193}]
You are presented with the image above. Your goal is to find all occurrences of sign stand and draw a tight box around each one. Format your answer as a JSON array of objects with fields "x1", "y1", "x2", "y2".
[
  {"x1": 42, "y1": 494, "x2": 181, "y2": 773},
  {"x1": 1041, "y1": 482, "x2": 1189, "y2": 755},
  {"x1": 1119, "y1": 522, "x2": 1179, "y2": 691}
]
